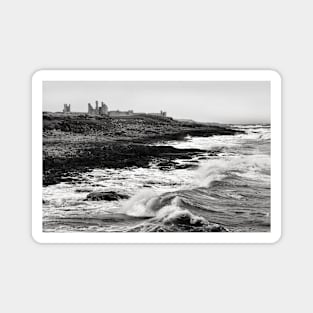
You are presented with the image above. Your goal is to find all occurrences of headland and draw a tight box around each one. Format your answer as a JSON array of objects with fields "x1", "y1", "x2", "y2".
[{"x1": 43, "y1": 111, "x2": 241, "y2": 186}]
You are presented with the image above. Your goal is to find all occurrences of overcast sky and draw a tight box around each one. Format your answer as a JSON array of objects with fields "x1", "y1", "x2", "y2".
[{"x1": 43, "y1": 81, "x2": 270, "y2": 124}]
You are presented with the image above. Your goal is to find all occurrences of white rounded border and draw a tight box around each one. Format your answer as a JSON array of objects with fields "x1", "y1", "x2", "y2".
[{"x1": 32, "y1": 70, "x2": 281, "y2": 244}]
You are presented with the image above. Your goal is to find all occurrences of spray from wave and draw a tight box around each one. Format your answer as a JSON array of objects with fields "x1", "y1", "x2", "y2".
[
  {"x1": 123, "y1": 195, "x2": 228, "y2": 232},
  {"x1": 193, "y1": 156, "x2": 270, "y2": 187},
  {"x1": 43, "y1": 125, "x2": 271, "y2": 233},
  {"x1": 121, "y1": 188, "x2": 228, "y2": 232},
  {"x1": 122, "y1": 189, "x2": 162, "y2": 217}
]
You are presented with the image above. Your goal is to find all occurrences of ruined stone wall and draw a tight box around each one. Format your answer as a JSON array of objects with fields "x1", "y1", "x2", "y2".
[
  {"x1": 148, "y1": 111, "x2": 167, "y2": 117},
  {"x1": 108, "y1": 110, "x2": 134, "y2": 117},
  {"x1": 63, "y1": 104, "x2": 71, "y2": 113},
  {"x1": 88, "y1": 101, "x2": 109, "y2": 115}
]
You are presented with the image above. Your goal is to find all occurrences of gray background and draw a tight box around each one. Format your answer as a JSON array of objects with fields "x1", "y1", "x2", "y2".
[{"x1": 1, "y1": 0, "x2": 311, "y2": 312}]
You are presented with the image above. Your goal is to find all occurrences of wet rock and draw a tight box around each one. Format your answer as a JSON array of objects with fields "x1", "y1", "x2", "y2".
[
  {"x1": 86, "y1": 191, "x2": 129, "y2": 201},
  {"x1": 75, "y1": 188, "x2": 93, "y2": 193},
  {"x1": 157, "y1": 160, "x2": 177, "y2": 170},
  {"x1": 198, "y1": 156, "x2": 208, "y2": 160},
  {"x1": 174, "y1": 163, "x2": 196, "y2": 170},
  {"x1": 209, "y1": 224, "x2": 229, "y2": 232},
  {"x1": 43, "y1": 113, "x2": 242, "y2": 186}
]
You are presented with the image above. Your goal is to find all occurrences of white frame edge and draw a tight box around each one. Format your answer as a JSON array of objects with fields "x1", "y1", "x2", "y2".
[{"x1": 32, "y1": 70, "x2": 281, "y2": 244}]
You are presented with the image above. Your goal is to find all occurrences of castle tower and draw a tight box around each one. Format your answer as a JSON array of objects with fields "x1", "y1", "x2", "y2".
[
  {"x1": 100, "y1": 102, "x2": 109, "y2": 115},
  {"x1": 88, "y1": 101, "x2": 109, "y2": 115},
  {"x1": 63, "y1": 104, "x2": 71, "y2": 113},
  {"x1": 88, "y1": 103, "x2": 94, "y2": 114}
]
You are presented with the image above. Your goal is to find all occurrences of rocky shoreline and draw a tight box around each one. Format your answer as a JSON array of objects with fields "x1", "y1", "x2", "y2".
[{"x1": 43, "y1": 113, "x2": 242, "y2": 186}]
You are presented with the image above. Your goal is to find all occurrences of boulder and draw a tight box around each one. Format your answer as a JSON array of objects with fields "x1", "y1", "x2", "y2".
[{"x1": 86, "y1": 191, "x2": 129, "y2": 201}]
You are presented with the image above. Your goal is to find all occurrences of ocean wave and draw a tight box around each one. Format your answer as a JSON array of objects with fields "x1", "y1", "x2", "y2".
[
  {"x1": 43, "y1": 125, "x2": 271, "y2": 233},
  {"x1": 231, "y1": 124, "x2": 270, "y2": 129},
  {"x1": 122, "y1": 189, "x2": 163, "y2": 217},
  {"x1": 192, "y1": 156, "x2": 270, "y2": 188},
  {"x1": 121, "y1": 192, "x2": 227, "y2": 232},
  {"x1": 154, "y1": 196, "x2": 206, "y2": 224}
]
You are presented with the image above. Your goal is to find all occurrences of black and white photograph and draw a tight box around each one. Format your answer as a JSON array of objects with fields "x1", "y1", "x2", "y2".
[
  {"x1": 33, "y1": 70, "x2": 280, "y2": 243},
  {"x1": 4, "y1": 0, "x2": 313, "y2": 311}
]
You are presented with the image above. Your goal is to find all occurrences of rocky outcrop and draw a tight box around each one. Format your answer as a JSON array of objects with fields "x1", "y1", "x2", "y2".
[
  {"x1": 85, "y1": 191, "x2": 129, "y2": 201},
  {"x1": 43, "y1": 113, "x2": 243, "y2": 186},
  {"x1": 43, "y1": 143, "x2": 209, "y2": 186}
]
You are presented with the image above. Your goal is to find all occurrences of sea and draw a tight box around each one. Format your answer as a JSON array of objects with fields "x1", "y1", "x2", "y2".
[{"x1": 42, "y1": 125, "x2": 271, "y2": 232}]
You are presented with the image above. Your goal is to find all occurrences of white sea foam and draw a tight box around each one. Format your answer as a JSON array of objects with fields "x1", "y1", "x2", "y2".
[
  {"x1": 122, "y1": 193, "x2": 208, "y2": 227},
  {"x1": 43, "y1": 125, "x2": 271, "y2": 232},
  {"x1": 191, "y1": 154, "x2": 270, "y2": 188},
  {"x1": 193, "y1": 160, "x2": 228, "y2": 187},
  {"x1": 155, "y1": 197, "x2": 207, "y2": 225},
  {"x1": 122, "y1": 189, "x2": 161, "y2": 217}
]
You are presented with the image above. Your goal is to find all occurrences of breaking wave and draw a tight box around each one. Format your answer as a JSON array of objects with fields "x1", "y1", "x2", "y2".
[
  {"x1": 123, "y1": 195, "x2": 228, "y2": 232},
  {"x1": 43, "y1": 124, "x2": 271, "y2": 233},
  {"x1": 193, "y1": 156, "x2": 270, "y2": 187}
]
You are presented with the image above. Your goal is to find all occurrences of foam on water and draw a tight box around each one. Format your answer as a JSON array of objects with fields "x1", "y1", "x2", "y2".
[
  {"x1": 43, "y1": 125, "x2": 271, "y2": 232},
  {"x1": 193, "y1": 155, "x2": 270, "y2": 187},
  {"x1": 122, "y1": 189, "x2": 160, "y2": 217},
  {"x1": 154, "y1": 197, "x2": 206, "y2": 224},
  {"x1": 123, "y1": 196, "x2": 228, "y2": 232}
]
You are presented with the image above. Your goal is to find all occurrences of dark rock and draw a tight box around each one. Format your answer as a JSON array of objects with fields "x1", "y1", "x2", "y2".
[
  {"x1": 209, "y1": 224, "x2": 229, "y2": 232},
  {"x1": 157, "y1": 160, "x2": 177, "y2": 170},
  {"x1": 75, "y1": 188, "x2": 93, "y2": 193},
  {"x1": 43, "y1": 113, "x2": 242, "y2": 186},
  {"x1": 86, "y1": 191, "x2": 129, "y2": 201},
  {"x1": 174, "y1": 163, "x2": 197, "y2": 170},
  {"x1": 157, "y1": 160, "x2": 176, "y2": 167}
]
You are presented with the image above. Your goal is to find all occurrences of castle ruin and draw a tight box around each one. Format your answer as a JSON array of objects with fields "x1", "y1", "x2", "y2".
[
  {"x1": 108, "y1": 109, "x2": 134, "y2": 117},
  {"x1": 149, "y1": 110, "x2": 167, "y2": 117},
  {"x1": 60, "y1": 101, "x2": 167, "y2": 118},
  {"x1": 87, "y1": 101, "x2": 166, "y2": 118},
  {"x1": 88, "y1": 101, "x2": 108, "y2": 115},
  {"x1": 63, "y1": 104, "x2": 71, "y2": 113}
]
